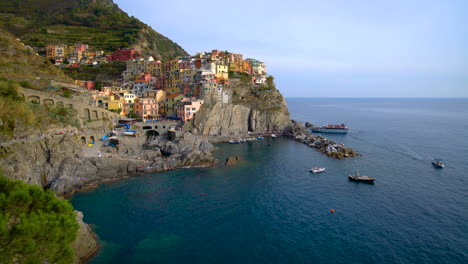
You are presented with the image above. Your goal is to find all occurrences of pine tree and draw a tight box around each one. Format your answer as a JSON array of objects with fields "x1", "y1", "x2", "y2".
[{"x1": 0, "y1": 174, "x2": 79, "y2": 264}]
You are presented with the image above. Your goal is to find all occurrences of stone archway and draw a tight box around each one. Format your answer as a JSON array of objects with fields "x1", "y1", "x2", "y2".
[
  {"x1": 80, "y1": 136, "x2": 87, "y2": 144},
  {"x1": 92, "y1": 110, "x2": 98, "y2": 120},
  {"x1": 27, "y1": 95, "x2": 40, "y2": 104},
  {"x1": 90, "y1": 136, "x2": 95, "y2": 143},
  {"x1": 146, "y1": 130, "x2": 159, "y2": 138},
  {"x1": 83, "y1": 108, "x2": 91, "y2": 120},
  {"x1": 43, "y1": 99, "x2": 54, "y2": 106}
]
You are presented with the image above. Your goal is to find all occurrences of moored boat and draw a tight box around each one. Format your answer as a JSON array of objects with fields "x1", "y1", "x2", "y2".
[
  {"x1": 432, "y1": 159, "x2": 445, "y2": 168},
  {"x1": 257, "y1": 136, "x2": 264, "y2": 140},
  {"x1": 310, "y1": 167, "x2": 326, "y2": 173},
  {"x1": 348, "y1": 170, "x2": 375, "y2": 183},
  {"x1": 271, "y1": 134, "x2": 277, "y2": 138},
  {"x1": 311, "y1": 124, "x2": 349, "y2": 134},
  {"x1": 124, "y1": 129, "x2": 137, "y2": 136},
  {"x1": 229, "y1": 140, "x2": 240, "y2": 144}
]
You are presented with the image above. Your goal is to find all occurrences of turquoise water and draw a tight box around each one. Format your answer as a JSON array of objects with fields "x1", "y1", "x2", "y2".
[{"x1": 71, "y1": 98, "x2": 468, "y2": 263}]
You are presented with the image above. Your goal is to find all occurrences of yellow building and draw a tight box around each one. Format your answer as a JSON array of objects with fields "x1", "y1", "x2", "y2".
[
  {"x1": 142, "y1": 90, "x2": 166, "y2": 103},
  {"x1": 147, "y1": 61, "x2": 163, "y2": 77},
  {"x1": 164, "y1": 93, "x2": 184, "y2": 116},
  {"x1": 229, "y1": 62, "x2": 236, "y2": 72},
  {"x1": 215, "y1": 63, "x2": 229, "y2": 79},
  {"x1": 170, "y1": 60, "x2": 179, "y2": 71},
  {"x1": 107, "y1": 95, "x2": 125, "y2": 114}
]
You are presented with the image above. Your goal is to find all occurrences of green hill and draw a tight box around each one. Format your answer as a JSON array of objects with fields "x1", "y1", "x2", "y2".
[{"x1": 0, "y1": 0, "x2": 188, "y2": 60}]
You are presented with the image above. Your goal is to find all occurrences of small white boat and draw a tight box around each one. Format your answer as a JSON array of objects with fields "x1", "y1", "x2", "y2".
[
  {"x1": 310, "y1": 167, "x2": 326, "y2": 173},
  {"x1": 271, "y1": 134, "x2": 277, "y2": 138}
]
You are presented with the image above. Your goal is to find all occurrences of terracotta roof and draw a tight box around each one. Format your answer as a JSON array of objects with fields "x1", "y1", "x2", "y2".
[{"x1": 166, "y1": 93, "x2": 182, "y2": 99}]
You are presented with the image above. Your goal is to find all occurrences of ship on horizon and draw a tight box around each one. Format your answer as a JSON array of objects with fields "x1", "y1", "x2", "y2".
[{"x1": 310, "y1": 124, "x2": 349, "y2": 134}]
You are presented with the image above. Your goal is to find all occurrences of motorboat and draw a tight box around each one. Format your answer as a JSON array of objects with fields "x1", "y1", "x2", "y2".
[
  {"x1": 348, "y1": 170, "x2": 375, "y2": 183},
  {"x1": 432, "y1": 159, "x2": 445, "y2": 168},
  {"x1": 310, "y1": 167, "x2": 326, "y2": 173}
]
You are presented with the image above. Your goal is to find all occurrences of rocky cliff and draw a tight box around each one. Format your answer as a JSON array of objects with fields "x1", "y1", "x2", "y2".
[
  {"x1": 188, "y1": 79, "x2": 291, "y2": 137},
  {"x1": 73, "y1": 211, "x2": 99, "y2": 264},
  {"x1": 0, "y1": 131, "x2": 215, "y2": 262}
]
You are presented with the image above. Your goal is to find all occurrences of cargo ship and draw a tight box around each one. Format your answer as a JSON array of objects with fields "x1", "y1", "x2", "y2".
[{"x1": 310, "y1": 124, "x2": 349, "y2": 134}]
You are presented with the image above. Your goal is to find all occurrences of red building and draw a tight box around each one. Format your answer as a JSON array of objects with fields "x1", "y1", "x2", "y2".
[
  {"x1": 106, "y1": 48, "x2": 141, "y2": 62},
  {"x1": 77, "y1": 80, "x2": 96, "y2": 90}
]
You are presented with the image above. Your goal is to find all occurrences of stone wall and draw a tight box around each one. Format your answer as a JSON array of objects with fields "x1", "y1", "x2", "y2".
[{"x1": 18, "y1": 87, "x2": 121, "y2": 122}]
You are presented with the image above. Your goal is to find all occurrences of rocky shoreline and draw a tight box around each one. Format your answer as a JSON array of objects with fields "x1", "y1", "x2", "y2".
[
  {"x1": 0, "y1": 120, "x2": 358, "y2": 263},
  {"x1": 288, "y1": 121, "x2": 360, "y2": 159}
]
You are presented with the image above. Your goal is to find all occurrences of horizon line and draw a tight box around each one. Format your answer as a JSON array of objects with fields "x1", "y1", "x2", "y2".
[{"x1": 284, "y1": 97, "x2": 468, "y2": 99}]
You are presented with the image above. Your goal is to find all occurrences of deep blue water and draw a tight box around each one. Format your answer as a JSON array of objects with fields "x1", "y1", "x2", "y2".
[{"x1": 71, "y1": 98, "x2": 468, "y2": 264}]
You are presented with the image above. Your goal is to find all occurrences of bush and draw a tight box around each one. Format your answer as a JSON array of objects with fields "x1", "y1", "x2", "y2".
[{"x1": 0, "y1": 174, "x2": 79, "y2": 264}]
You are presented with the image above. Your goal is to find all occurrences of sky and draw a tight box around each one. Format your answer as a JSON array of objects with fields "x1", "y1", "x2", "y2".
[{"x1": 114, "y1": 0, "x2": 468, "y2": 98}]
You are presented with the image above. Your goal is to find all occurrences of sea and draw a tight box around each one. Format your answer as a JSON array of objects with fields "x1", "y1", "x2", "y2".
[{"x1": 71, "y1": 98, "x2": 468, "y2": 264}]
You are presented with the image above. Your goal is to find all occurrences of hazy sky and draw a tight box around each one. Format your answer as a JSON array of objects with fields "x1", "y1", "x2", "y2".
[{"x1": 115, "y1": 0, "x2": 467, "y2": 97}]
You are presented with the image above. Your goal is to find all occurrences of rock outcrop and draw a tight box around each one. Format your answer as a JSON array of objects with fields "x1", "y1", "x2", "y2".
[
  {"x1": 188, "y1": 80, "x2": 291, "y2": 137},
  {"x1": 225, "y1": 156, "x2": 241, "y2": 166},
  {"x1": 288, "y1": 122, "x2": 360, "y2": 159},
  {"x1": 72, "y1": 211, "x2": 99, "y2": 264}
]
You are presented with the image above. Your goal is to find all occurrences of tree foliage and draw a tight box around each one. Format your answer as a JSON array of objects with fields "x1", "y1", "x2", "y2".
[{"x1": 0, "y1": 174, "x2": 79, "y2": 264}]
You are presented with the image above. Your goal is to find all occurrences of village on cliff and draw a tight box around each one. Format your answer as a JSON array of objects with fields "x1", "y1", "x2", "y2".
[{"x1": 45, "y1": 44, "x2": 269, "y2": 122}]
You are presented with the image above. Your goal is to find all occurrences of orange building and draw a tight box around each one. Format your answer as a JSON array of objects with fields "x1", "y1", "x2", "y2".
[{"x1": 134, "y1": 98, "x2": 159, "y2": 120}]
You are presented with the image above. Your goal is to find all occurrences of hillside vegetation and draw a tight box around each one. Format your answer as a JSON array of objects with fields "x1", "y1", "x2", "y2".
[
  {"x1": 0, "y1": 173, "x2": 79, "y2": 264},
  {"x1": 0, "y1": 0, "x2": 188, "y2": 60},
  {"x1": 0, "y1": 29, "x2": 80, "y2": 141},
  {"x1": 0, "y1": 27, "x2": 71, "y2": 88}
]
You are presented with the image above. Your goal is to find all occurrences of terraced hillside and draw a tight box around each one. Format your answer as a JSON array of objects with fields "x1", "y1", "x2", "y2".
[{"x1": 0, "y1": 0, "x2": 188, "y2": 60}]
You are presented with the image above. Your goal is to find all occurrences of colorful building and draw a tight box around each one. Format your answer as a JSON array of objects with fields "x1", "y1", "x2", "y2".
[
  {"x1": 106, "y1": 48, "x2": 141, "y2": 62},
  {"x1": 175, "y1": 98, "x2": 204, "y2": 122},
  {"x1": 134, "y1": 98, "x2": 159, "y2": 120},
  {"x1": 164, "y1": 93, "x2": 184, "y2": 117}
]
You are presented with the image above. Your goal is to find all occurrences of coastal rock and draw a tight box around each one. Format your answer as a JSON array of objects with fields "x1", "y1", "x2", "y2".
[
  {"x1": 188, "y1": 79, "x2": 291, "y2": 137},
  {"x1": 305, "y1": 122, "x2": 313, "y2": 128},
  {"x1": 72, "y1": 211, "x2": 99, "y2": 264},
  {"x1": 290, "y1": 122, "x2": 359, "y2": 159},
  {"x1": 225, "y1": 156, "x2": 241, "y2": 166}
]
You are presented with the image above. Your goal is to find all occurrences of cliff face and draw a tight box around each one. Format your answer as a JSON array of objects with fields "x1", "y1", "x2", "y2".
[
  {"x1": 73, "y1": 211, "x2": 99, "y2": 264},
  {"x1": 0, "y1": 131, "x2": 215, "y2": 262},
  {"x1": 189, "y1": 79, "x2": 291, "y2": 136},
  {"x1": 0, "y1": 132, "x2": 214, "y2": 196}
]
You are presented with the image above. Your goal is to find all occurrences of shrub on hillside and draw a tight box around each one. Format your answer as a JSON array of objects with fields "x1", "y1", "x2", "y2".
[{"x1": 0, "y1": 174, "x2": 79, "y2": 264}]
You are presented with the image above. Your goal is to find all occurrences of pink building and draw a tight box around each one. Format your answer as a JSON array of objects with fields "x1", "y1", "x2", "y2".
[
  {"x1": 175, "y1": 98, "x2": 204, "y2": 122},
  {"x1": 134, "y1": 98, "x2": 159, "y2": 120},
  {"x1": 136, "y1": 72, "x2": 152, "y2": 82},
  {"x1": 178, "y1": 59, "x2": 190, "y2": 70}
]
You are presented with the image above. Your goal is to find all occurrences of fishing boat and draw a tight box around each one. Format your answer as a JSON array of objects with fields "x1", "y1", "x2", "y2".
[
  {"x1": 311, "y1": 124, "x2": 349, "y2": 134},
  {"x1": 229, "y1": 140, "x2": 240, "y2": 144},
  {"x1": 348, "y1": 170, "x2": 375, "y2": 183},
  {"x1": 310, "y1": 167, "x2": 326, "y2": 173},
  {"x1": 123, "y1": 129, "x2": 137, "y2": 136},
  {"x1": 257, "y1": 136, "x2": 264, "y2": 140},
  {"x1": 432, "y1": 159, "x2": 445, "y2": 168}
]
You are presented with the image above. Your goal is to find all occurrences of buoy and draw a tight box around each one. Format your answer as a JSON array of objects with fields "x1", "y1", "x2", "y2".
[{"x1": 330, "y1": 209, "x2": 335, "y2": 213}]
